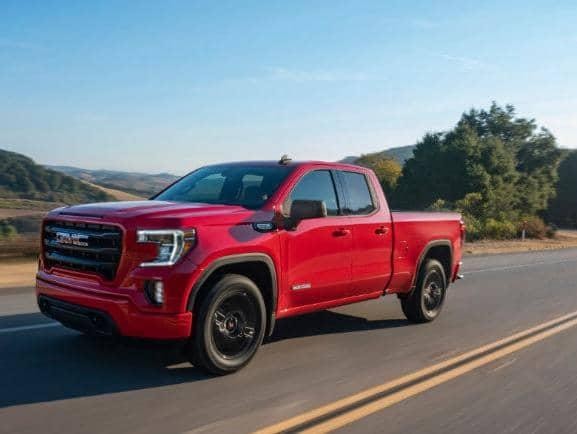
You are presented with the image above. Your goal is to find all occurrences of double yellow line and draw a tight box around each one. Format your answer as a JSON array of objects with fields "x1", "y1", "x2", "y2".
[{"x1": 255, "y1": 310, "x2": 577, "y2": 434}]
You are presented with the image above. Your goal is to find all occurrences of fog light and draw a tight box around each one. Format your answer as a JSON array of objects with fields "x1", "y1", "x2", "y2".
[
  {"x1": 154, "y1": 281, "x2": 164, "y2": 304},
  {"x1": 144, "y1": 280, "x2": 164, "y2": 306}
]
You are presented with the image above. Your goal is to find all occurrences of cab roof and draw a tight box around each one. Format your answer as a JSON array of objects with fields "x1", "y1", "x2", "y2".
[{"x1": 204, "y1": 160, "x2": 365, "y2": 171}]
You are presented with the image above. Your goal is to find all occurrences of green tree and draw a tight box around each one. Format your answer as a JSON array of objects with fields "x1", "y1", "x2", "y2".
[
  {"x1": 462, "y1": 103, "x2": 561, "y2": 216},
  {"x1": 356, "y1": 154, "x2": 402, "y2": 194},
  {"x1": 548, "y1": 151, "x2": 577, "y2": 228},
  {"x1": 393, "y1": 103, "x2": 561, "y2": 224}
]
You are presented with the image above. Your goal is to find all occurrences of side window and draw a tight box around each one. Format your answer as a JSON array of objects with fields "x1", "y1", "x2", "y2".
[
  {"x1": 288, "y1": 170, "x2": 339, "y2": 216},
  {"x1": 340, "y1": 171, "x2": 375, "y2": 215}
]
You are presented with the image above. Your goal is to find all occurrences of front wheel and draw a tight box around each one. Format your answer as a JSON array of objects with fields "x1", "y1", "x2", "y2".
[
  {"x1": 401, "y1": 259, "x2": 447, "y2": 323},
  {"x1": 188, "y1": 274, "x2": 266, "y2": 375}
]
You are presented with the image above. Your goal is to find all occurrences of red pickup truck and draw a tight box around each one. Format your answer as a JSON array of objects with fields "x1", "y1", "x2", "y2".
[{"x1": 37, "y1": 159, "x2": 464, "y2": 374}]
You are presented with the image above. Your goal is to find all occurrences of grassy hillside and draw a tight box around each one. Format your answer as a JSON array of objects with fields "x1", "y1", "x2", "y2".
[
  {"x1": 0, "y1": 149, "x2": 113, "y2": 204},
  {"x1": 83, "y1": 181, "x2": 143, "y2": 201},
  {"x1": 341, "y1": 144, "x2": 416, "y2": 166},
  {"x1": 47, "y1": 165, "x2": 179, "y2": 197}
]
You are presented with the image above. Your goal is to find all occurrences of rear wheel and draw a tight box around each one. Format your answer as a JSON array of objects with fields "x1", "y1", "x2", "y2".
[
  {"x1": 188, "y1": 274, "x2": 266, "y2": 375},
  {"x1": 401, "y1": 259, "x2": 447, "y2": 323}
]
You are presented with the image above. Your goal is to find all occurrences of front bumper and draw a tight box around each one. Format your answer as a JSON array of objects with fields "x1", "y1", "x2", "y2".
[
  {"x1": 39, "y1": 295, "x2": 118, "y2": 336},
  {"x1": 36, "y1": 276, "x2": 193, "y2": 339}
]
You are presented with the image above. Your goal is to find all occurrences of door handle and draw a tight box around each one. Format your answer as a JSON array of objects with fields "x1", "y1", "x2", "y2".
[
  {"x1": 375, "y1": 226, "x2": 389, "y2": 236},
  {"x1": 333, "y1": 228, "x2": 351, "y2": 237}
]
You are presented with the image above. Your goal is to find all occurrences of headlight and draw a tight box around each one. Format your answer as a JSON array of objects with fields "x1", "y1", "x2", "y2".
[{"x1": 136, "y1": 229, "x2": 196, "y2": 267}]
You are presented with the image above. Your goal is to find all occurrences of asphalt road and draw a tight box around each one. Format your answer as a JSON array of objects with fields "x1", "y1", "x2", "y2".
[{"x1": 2, "y1": 249, "x2": 577, "y2": 434}]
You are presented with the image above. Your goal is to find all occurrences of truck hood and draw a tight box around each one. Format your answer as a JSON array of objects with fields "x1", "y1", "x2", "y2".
[{"x1": 53, "y1": 200, "x2": 252, "y2": 220}]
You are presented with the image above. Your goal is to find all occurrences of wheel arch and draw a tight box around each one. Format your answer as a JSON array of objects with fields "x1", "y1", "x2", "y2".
[
  {"x1": 411, "y1": 240, "x2": 453, "y2": 289},
  {"x1": 187, "y1": 253, "x2": 278, "y2": 336}
]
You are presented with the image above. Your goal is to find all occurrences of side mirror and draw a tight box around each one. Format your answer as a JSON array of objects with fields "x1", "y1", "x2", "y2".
[{"x1": 286, "y1": 199, "x2": 327, "y2": 229}]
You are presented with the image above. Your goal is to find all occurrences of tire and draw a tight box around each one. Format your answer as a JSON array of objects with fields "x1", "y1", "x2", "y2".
[
  {"x1": 188, "y1": 274, "x2": 266, "y2": 375},
  {"x1": 401, "y1": 259, "x2": 447, "y2": 323}
]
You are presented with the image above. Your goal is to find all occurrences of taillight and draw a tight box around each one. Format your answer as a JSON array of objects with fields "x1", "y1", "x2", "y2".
[{"x1": 460, "y1": 219, "x2": 466, "y2": 247}]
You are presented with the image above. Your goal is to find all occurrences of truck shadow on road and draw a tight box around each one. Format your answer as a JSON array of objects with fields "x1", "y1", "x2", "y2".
[
  {"x1": 0, "y1": 310, "x2": 410, "y2": 408},
  {"x1": 268, "y1": 310, "x2": 409, "y2": 342}
]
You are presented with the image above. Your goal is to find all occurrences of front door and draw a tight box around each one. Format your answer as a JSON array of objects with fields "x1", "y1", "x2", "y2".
[{"x1": 280, "y1": 169, "x2": 352, "y2": 309}]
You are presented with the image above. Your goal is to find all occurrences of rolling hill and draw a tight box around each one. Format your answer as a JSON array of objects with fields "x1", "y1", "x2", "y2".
[
  {"x1": 0, "y1": 149, "x2": 114, "y2": 204},
  {"x1": 47, "y1": 166, "x2": 179, "y2": 197},
  {"x1": 341, "y1": 144, "x2": 416, "y2": 165}
]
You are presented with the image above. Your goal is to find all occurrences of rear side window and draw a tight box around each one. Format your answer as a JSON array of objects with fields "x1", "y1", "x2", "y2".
[
  {"x1": 288, "y1": 170, "x2": 339, "y2": 216},
  {"x1": 339, "y1": 171, "x2": 375, "y2": 215}
]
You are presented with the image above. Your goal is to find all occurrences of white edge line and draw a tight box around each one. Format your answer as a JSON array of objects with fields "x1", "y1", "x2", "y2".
[{"x1": 465, "y1": 259, "x2": 577, "y2": 274}]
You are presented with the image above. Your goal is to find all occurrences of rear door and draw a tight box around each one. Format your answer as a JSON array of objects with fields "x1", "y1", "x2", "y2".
[
  {"x1": 337, "y1": 170, "x2": 393, "y2": 295},
  {"x1": 280, "y1": 169, "x2": 353, "y2": 308}
]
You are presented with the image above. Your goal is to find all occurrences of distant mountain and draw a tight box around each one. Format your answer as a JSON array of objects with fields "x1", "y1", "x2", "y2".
[
  {"x1": 341, "y1": 144, "x2": 416, "y2": 166},
  {"x1": 47, "y1": 166, "x2": 179, "y2": 197},
  {"x1": 0, "y1": 149, "x2": 113, "y2": 204}
]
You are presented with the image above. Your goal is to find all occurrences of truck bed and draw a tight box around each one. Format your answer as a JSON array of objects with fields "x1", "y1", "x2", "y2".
[{"x1": 387, "y1": 211, "x2": 463, "y2": 294}]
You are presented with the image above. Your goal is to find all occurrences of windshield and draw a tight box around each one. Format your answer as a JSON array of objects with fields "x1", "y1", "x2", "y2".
[{"x1": 154, "y1": 164, "x2": 294, "y2": 209}]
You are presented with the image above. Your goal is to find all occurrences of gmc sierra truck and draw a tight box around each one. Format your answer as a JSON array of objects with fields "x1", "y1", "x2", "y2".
[{"x1": 36, "y1": 158, "x2": 464, "y2": 374}]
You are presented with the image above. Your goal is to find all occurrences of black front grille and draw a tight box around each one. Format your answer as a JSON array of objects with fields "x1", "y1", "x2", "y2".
[{"x1": 43, "y1": 220, "x2": 123, "y2": 280}]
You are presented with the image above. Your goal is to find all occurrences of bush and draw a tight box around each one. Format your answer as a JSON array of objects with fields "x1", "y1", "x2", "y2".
[
  {"x1": 10, "y1": 215, "x2": 43, "y2": 234},
  {"x1": 455, "y1": 193, "x2": 486, "y2": 220},
  {"x1": 463, "y1": 215, "x2": 556, "y2": 241},
  {"x1": 0, "y1": 221, "x2": 17, "y2": 240},
  {"x1": 427, "y1": 199, "x2": 451, "y2": 212},
  {"x1": 519, "y1": 216, "x2": 547, "y2": 239},
  {"x1": 546, "y1": 223, "x2": 558, "y2": 239},
  {"x1": 461, "y1": 213, "x2": 483, "y2": 241},
  {"x1": 483, "y1": 218, "x2": 517, "y2": 240}
]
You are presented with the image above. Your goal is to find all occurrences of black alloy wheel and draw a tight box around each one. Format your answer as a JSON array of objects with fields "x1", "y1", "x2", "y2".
[
  {"x1": 401, "y1": 258, "x2": 447, "y2": 323},
  {"x1": 189, "y1": 274, "x2": 266, "y2": 375},
  {"x1": 212, "y1": 291, "x2": 259, "y2": 359}
]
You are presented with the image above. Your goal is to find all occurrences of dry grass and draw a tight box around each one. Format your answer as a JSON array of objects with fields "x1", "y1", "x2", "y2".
[
  {"x1": 0, "y1": 198, "x2": 63, "y2": 210},
  {"x1": 0, "y1": 235, "x2": 40, "y2": 258},
  {"x1": 465, "y1": 230, "x2": 577, "y2": 255},
  {"x1": 82, "y1": 181, "x2": 143, "y2": 201},
  {"x1": 0, "y1": 209, "x2": 46, "y2": 218},
  {"x1": 0, "y1": 258, "x2": 37, "y2": 288}
]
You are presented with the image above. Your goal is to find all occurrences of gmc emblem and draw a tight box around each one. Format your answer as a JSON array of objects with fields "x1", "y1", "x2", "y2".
[{"x1": 55, "y1": 232, "x2": 89, "y2": 247}]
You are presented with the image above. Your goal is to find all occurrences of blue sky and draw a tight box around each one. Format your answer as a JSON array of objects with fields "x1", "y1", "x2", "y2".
[{"x1": 1, "y1": 0, "x2": 576, "y2": 174}]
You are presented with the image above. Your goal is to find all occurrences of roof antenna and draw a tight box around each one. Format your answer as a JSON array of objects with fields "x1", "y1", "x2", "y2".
[{"x1": 278, "y1": 154, "x2": 292, "y2": 165}]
